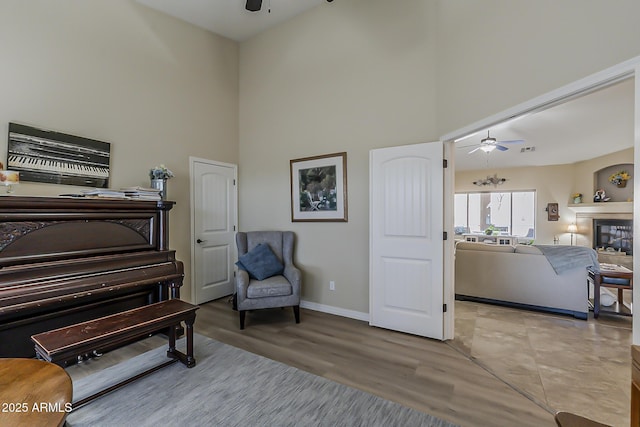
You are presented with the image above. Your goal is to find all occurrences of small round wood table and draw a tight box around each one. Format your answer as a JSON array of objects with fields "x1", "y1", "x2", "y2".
[{"x1": 0, "y1": 358, "x2": 72, "y2": 427}]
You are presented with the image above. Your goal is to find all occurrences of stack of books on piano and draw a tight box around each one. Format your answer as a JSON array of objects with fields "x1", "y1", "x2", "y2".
[
  {"x1": 121, "y1": 187, "x2": 162, "y2": 201},
  {"x1": 82, "y1": 188, "x2": 128, "y2": 199}
]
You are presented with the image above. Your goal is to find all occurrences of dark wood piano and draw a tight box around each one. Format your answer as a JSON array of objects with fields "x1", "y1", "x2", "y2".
[{"x1": 0, "y1": 196, "x2": 184, "y2": 358}]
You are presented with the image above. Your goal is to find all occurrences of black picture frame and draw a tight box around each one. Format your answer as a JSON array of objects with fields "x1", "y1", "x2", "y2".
[
  {"x1": 290, "y1": 152, "x2": 348, "y2": 222},
  {"x1": 7, "y1": 122, "x2": 111, "y2": 188}
]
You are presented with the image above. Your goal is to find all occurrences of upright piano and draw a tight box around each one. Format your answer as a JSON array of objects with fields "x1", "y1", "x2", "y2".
[{"x1": 0, "y1": 196, "x2": 184, "y2": 358}]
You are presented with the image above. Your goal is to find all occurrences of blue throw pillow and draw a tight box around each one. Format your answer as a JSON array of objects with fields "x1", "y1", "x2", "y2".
[{"x1": 236, "y1": 243, "x2": 284, "y2": 281}]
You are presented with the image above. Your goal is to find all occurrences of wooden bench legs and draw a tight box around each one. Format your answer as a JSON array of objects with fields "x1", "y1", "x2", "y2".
[
  {"x1": 71, "y1": 319, "x2": 196, "y2": 410},
  {"x1": 167, "y1": 312, "x2": 196, "y2": 368},
  {"x1": 31, "y1": 300, "x2": 199, "y2": 409}
]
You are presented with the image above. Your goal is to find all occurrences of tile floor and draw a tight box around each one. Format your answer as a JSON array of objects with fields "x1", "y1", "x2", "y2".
[{"x1": 451, "y1": 300, "x2": 632, "y2": 427}]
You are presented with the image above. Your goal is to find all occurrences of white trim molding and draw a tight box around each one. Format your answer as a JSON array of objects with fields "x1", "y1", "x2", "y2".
[{"x1": 300, "y1": 300, "x2": 369, "y2": 322}]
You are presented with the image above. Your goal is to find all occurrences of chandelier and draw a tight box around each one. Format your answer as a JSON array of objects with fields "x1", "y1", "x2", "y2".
[{"x1": 473, "y1": 174, "x2": 507, "y2": 187}]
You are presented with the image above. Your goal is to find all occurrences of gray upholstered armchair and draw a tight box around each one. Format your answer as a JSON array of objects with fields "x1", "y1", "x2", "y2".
[{"x1": 235, "y1": 231, "x2": 301, "y2": 329}]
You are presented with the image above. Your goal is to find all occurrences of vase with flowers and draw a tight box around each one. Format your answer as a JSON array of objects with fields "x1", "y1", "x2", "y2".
[
  {"x1": 609, "y1": 170, "x2": 631, "y2": 188},
  {"x1": 149, "y1": 164, "x2": 174, "y2": 199},
  {"x1": 571, "y1": 192, "x2": 582, "y2": 204}
]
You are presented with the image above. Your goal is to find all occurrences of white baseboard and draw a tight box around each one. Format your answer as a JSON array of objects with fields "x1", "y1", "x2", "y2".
[{"x1": 300, "y1": 300, "x2": 370, "y2": 322}]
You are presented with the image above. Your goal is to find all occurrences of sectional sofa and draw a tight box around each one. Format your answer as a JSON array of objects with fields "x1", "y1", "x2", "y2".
[{"x1": 454, "y1": 241, "x2": 597, "y2": 319}]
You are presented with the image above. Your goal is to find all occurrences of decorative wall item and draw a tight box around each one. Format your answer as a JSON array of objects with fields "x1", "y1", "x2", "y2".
[
  {"x1": 7, "y1": 123, "x2": 111, "y2": 188},
  {"x1": 608, "y1": 170, "x2": 631, "y2": 188},
  {"x1": 472, "y1": 174, "x2": 506, "y2": 187},
  {"x1": 290, "y1": 152, "x2": 347, "y2": 222},
  {"x1": 546, "y1": 203, "x2": 559, "y2": 221},
  {"x1": 595, "y1": 163, "x2": 633, "y2": 202}
]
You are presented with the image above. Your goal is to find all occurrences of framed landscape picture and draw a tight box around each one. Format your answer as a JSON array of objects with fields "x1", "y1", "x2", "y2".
[{"x1": 290, "y1": 152, "x2": 347, "y2": 222}]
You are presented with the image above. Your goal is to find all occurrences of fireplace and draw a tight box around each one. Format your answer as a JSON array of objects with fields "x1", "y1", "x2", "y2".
[{"x1": 593, "y1": 218, "x2": 633, "y2": 255}]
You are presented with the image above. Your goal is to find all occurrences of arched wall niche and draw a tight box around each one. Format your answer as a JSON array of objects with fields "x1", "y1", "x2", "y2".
[{"x1": 594, "y1": 163, "x2": 634, "y2": 202}]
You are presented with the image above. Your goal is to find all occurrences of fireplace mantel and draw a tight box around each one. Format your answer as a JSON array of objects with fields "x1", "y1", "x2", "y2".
[{"x1": 568, "y1": 202, "x2": 632, "y2": 214}]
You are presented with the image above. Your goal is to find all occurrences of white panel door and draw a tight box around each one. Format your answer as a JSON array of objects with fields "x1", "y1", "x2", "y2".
[
  {"x1": 370, "y1": 142, "x2": 444, "y2": 339},
  {"x1": 191, "y1": 158, "x2": 237, "y2": 304}
]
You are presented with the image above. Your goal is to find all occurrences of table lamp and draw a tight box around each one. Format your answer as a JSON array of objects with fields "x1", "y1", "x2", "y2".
[
  {"x1": 0, "y1": 170, "x2": 20, "y2": 194},
  {"x1": 567, "y1": 223, "x2": 578, "y2": 246}
]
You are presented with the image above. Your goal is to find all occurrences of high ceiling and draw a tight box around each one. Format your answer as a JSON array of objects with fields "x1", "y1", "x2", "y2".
[
  {"x1": 136, "y1": 1, "x2": 635, "y2": 172},
  {"x1": 136, "y1": 0, "x2": 326, "y2": 42},
  {"x1": 453, "y1": 78, "x2": 634, "y2": 171}
]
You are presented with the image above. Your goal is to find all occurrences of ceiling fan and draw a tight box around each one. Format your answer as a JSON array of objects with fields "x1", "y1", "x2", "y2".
[
  {"x1": 466, "y1": 131, "x2": 524, "y2": 154},
  {"x1": 245, "y1": 0, "x2": 262, "y2": 11},
  {"x1": 246, "y1": 0, "x2": 333, "y2": 12}
]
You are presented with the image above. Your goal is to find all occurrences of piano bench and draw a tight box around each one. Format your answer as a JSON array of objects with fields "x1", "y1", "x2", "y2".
[{"x1": 31, "y1": 299, "x2": 198, "y2": 409}]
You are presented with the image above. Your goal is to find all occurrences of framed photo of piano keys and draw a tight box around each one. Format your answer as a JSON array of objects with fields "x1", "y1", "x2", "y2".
[{"x1": 7, "y1": 122, "x2": 111, "y2": 188}]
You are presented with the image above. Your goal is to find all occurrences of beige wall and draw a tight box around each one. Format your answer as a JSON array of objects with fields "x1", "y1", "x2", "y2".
[
  {"x1": 0, "y1": 1, "x2": 239, "y2": 302},
  {"x1": 435, "y1": 0, "x2": 640, "y2": 135},
  {"x1": 456, "y1": 164, "x2": 574, "y2": 245},
  {"x1": 455, "y1": 148, "x2": 634, "y2": 246},
  {"x1": 239, "y1": 0, "x2": 640, "y2": 314},
  {"x1": 3, "y1": 0, "x2": 639, "y2": 313},
  {"x1": 239, "y1": 0, "x2": 438, "y2": 313},
  {"x1": 574, "y1": 148, "x2": 635, "y2": 202}
]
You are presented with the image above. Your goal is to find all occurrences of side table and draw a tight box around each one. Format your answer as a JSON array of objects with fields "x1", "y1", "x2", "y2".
[
  {"x1": 587, "y1": 264, "x2": 633, "y2": 318},
  {"x1": 0, "y1": 358, "x2": 72, "y2": 427}
]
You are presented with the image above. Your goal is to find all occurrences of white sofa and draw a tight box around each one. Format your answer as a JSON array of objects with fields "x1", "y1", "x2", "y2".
[{"x1": 454, "y1": 241, "x2": 592, "y2": 319}]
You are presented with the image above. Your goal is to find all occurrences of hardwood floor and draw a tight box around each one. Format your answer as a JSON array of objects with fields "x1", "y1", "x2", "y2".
[
  {"x1": 67, "y1": 298, "x2": 631, "y2": 427},
  {"x1": 196, "y1": 298, "x2": 556, "y2": 427}
]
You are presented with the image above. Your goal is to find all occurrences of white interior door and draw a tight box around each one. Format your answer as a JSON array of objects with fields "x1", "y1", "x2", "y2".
[
  {"x1": 191, "y1": 157, "x2": 237, "y2": 304},
  {"x1": 370, "y1": 142, "x2": 444, "y2": 339}
]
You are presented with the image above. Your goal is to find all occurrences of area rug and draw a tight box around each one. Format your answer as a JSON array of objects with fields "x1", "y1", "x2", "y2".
[{"x1": 66, "y1": 334, "x2": 457, "y2": 427}]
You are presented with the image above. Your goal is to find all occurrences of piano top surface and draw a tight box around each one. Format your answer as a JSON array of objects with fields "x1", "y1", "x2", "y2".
[{"x1": 0, "y1": 195, "x2": 174, "y2": 210}]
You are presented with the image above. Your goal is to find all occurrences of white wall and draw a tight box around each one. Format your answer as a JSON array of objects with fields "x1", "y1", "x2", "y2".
[
  {"x1": 239, "y1": 0, "x2": 640, "y2": 314},
  {"x1": 0, "y1": 1, "x2": 239, "y2": 302}
]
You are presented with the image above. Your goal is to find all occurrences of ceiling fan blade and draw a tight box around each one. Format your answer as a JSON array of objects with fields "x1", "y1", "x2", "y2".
[
  {"x1": 468, "y1": 146, "x2": 483, "y2": 154},
  {"x1": 497, "y1": 139, "x2": 524, "y2": 145},
  {"x1": 457, "y1": 143, "x2": 480, "y2": 149},
  {"x1": 495, "y1": 145, "x2": 509, "y2": 151}
]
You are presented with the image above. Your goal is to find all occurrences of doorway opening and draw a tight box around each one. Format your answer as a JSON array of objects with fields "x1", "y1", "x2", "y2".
[{"x1": 440, "y1": 58, "x2": 639, "y2": 424}]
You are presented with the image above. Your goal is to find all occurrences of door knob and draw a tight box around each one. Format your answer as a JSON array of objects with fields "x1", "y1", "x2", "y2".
[{"x1": 197, "y1": 239, "x2": 206, "y2": 244}]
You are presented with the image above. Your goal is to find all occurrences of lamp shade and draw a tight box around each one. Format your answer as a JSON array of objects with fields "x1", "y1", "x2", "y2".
[{"x1": 567, "y1": 223, "x2": 578, "y2": 233}]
